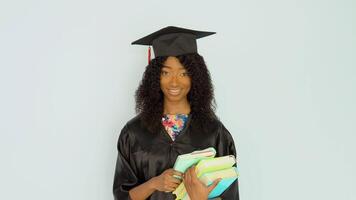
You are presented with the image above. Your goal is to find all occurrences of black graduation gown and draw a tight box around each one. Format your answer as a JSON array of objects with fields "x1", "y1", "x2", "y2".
[{"x1": 113, "y1": 114, "x2": 240, "y2": 200}]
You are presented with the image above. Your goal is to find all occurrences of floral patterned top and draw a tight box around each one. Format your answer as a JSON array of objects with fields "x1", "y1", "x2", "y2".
[{"x1": 161, "y1": 114, "x2": 189, "y2": 141}]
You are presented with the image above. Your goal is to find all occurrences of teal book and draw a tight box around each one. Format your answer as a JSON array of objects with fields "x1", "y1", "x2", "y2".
[
  {"x1": 179, "y1": 167, "x2": 238, "y2": 200},
  {"x1": 173, "y1": 155, "x2": 238, "y2": 200},
  {"x1": 200, "y1": 167, "x2": 239, "y2": 199}
]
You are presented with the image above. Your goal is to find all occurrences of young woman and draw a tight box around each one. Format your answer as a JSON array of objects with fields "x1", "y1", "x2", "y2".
[{"x1": 113, "y1": 26, "x2": 239, "y2": 200}]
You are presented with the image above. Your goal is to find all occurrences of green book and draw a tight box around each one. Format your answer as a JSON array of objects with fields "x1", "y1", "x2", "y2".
[
  {"x1": 172, "y1": 147, "x2": 216, "y2": 199},
  {"x1": 195, "y1": 155, "x2": 236, "y2": 177},
  {"x1": 173, "y1": 147, "x2": 216, "y2": 175},
  {"x1": 173, "y1": 155, "x2": 238, "y2": 200}
]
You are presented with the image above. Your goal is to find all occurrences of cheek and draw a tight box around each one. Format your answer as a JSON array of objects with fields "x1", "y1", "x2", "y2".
[
  {"x1": 183, "y1": 79, "x2": 191, "y2": 90},
  {"x1": 186, "y1": 77, "x2": 192, "y2": 86},
  {"x1": 160, "y1": 78, "x2": 167, "y2": 88}
]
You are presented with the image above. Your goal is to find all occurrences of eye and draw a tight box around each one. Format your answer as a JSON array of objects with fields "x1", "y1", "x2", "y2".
[
  {"x1": 161, "y1": 71, "x2": 169, "y2": 76},
  {"x1": 180, "y1": 72, "x2": 189, "y2": 77}
]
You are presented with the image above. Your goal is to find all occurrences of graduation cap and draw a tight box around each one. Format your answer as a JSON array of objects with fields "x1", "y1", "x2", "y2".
[{"x1": 131, "y1": 26, "x2": 216, "y2": 64}]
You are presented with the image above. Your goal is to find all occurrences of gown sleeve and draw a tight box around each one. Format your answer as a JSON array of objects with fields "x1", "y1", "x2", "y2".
[
  {"x1": 215, "y1": 122, "x2": 240, "y2": 200},
  {"x1": 113, "y1": 124, "x2": 139, "y2": 200}
]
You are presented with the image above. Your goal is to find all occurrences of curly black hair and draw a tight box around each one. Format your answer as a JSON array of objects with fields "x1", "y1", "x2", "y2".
[{"x1": 135, "y1": 53, "x2": 217, "y2": 133}]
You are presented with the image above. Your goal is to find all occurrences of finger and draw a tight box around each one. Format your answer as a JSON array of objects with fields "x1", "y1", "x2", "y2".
[
  {"x1": 168, "y1": 182, "x2": 180, "y2": 189},
  {"x1": 165, "y1": 178, "x2": 180, "y2": 187},
  {"x1": 208, "y1": 178, "x2": 222, "y2": 193},
  {"x1": 166, "y1": 168, "x2": 174, "y2": 175},
  {"x1": 172, "y1": 171, "x2": 183, "y2": 180},
  {"x1": 189, "y1": 167, "x2": 199, "y2": 182},
  {"x1": 170, "y1": 176, "x2": 182, "y2": 184},
  {"x1": 190, "y1": 166, "x2": 196, "y2": 174},
  {"x1": 165, "y1": 170, "x2": 176, "y2": 178},
  {"x1": 184, "y1": 170, "x2": 191, "y2": 183},
  {"x1": 173, "y1": 170, "x2": 183, "y2": 177},
  {"x1": 187, "y1": 167, "x2": 196, "y2": 181}
]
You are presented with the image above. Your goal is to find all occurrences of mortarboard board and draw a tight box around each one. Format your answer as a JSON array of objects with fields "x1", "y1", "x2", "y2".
[{"x1": 131, "y1": 26, "x2": 216, "y2": 63}]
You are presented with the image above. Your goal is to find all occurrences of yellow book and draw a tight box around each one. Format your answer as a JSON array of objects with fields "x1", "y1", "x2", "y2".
[
  {"x1": 173, "y1": 155, "x2": 237, "y2": 200},
  {"x1": 195, "y1": 155, "x2": 236, "y2": 177}
]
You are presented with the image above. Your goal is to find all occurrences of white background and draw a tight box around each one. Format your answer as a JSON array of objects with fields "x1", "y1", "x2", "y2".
[{"x1": 0, "y1": 0, "x2": 355, "y2": 199}]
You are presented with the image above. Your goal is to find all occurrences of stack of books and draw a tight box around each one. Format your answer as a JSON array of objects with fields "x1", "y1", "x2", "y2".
[{"x1": 172, "y1": 147, "x2": 239, "y2": 200}]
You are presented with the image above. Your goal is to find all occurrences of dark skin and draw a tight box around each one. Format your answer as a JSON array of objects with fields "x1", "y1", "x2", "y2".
[
  {"x1": 183, "y1": 166, "x2": 221, "y2": 200},
  {"x1": 128, "y1": 169, "x2": 183, "y2": 200},
  {"x1": 129, "y1": 57, "x2": 220, "y2": 200},
  {"x1": 160, "y1": 56, "x2": 191, "y2": 115}
]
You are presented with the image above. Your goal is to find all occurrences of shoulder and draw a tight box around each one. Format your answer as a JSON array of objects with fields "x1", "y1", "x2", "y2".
[
  {"x1": 116, "y1": 115, "x2": 143, "y2": 151},
  {"x1": 118, "y1": 114, "x2": 147, "y2": 142},
  {"x1": 207, "y1": 116, "x2": 233, "y2": 139},
  {"x1": 119, "y1": 114, "x2": 143, "y2": 135},
  {"x1": 190, "y1": 114, "x2": 229, "y2": 138},
  {"x1": 209, "y1": 117, "x2": 237, "y2": 156},
  {"x1": 196, "y1": 115, "x2": 225, "y2": 132},
  {"x1": 125, "y1": 114, "x2": 144, "y2": 129}
]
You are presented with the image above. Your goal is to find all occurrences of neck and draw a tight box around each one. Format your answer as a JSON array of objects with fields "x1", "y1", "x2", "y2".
[{"x1": 163, "y1": 98, "x2": 191, "y2": 115}]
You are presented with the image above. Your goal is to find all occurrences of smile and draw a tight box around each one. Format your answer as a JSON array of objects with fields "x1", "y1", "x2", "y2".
[{"x1": 168, "y1": 89, "x2": 181, "y2": 96}]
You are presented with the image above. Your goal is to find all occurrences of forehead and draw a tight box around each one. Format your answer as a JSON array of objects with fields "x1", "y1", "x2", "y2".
[{"x1": 162, "y1": 56, "x2": 186, "y2": 70}]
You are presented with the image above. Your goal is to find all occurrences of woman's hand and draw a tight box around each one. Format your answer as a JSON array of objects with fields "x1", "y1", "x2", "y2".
[
  {"x1": 151, "y1": 168, "x2": 183, "y2": 192},
  {"x1": 183, "y1": 166, "x2": 221, "y2": 200}
]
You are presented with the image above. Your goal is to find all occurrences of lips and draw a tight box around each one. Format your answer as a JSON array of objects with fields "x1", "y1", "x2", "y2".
[{"x1": 167, "y1": 89, "x2": 181, "y2": 96}]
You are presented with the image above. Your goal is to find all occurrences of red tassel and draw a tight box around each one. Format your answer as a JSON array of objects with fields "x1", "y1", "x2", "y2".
[{"x1": 148, "y1": 46, "x2": 151, "y2": 64}]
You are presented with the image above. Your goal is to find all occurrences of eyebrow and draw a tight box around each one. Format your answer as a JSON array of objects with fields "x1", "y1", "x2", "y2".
[
  {"x1": 162, "y1": 65, "x2": 185, "y2": 70},
  {"x1": 162, "y1": 65, "x2": 172, "y2": 69}
]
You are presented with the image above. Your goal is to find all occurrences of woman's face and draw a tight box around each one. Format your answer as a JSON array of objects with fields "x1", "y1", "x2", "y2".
[{"x1": 160, "y1": 56, "x2": 191, "y2": 103}]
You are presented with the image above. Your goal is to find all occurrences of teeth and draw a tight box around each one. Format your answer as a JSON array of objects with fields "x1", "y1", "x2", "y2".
[{"x1": 168, "y1": 89, "x2": 180, "y2": 95}]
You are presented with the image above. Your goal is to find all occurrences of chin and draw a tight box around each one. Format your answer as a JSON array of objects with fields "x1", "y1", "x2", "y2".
[
  {"x1": 166, "y1": 96, "x2": 184, "y2": 102},
  {"x1": 164, "y1": 94, "x2": 187, "y2": 102}
]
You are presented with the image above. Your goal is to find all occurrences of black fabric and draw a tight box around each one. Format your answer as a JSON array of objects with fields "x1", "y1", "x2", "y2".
[
  {"x1": 152, "y1": 33, "x2": 197, "y2": 57},
  {"x1": 113, "y1": 114, "x2": 239, "y2": 200},
  {"x1": 131, "y1": 26, "x2": 216, "y2": 57}
]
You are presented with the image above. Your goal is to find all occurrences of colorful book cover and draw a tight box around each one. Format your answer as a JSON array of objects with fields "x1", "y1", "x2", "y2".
[
  {"x1": 173, "y1": 155, "x2": 238, "y2": 200},
  {"x1": 173, "y1": 147, "x2": 216, "y2": 174},
  {"x1": 195, "y1": 155, "x2": 236, "y2": 177},
  {"x1": 178, "y1": 168, "x2": 238, "y2": 200},
  {"x1": 200, "y1": 167, "x2": 239, "y2": 198}
]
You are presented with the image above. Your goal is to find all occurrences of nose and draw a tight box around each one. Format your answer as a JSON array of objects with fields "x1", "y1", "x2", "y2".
[{"x1": 169, "y1": 75, "x2": 178, "y2": 87}]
